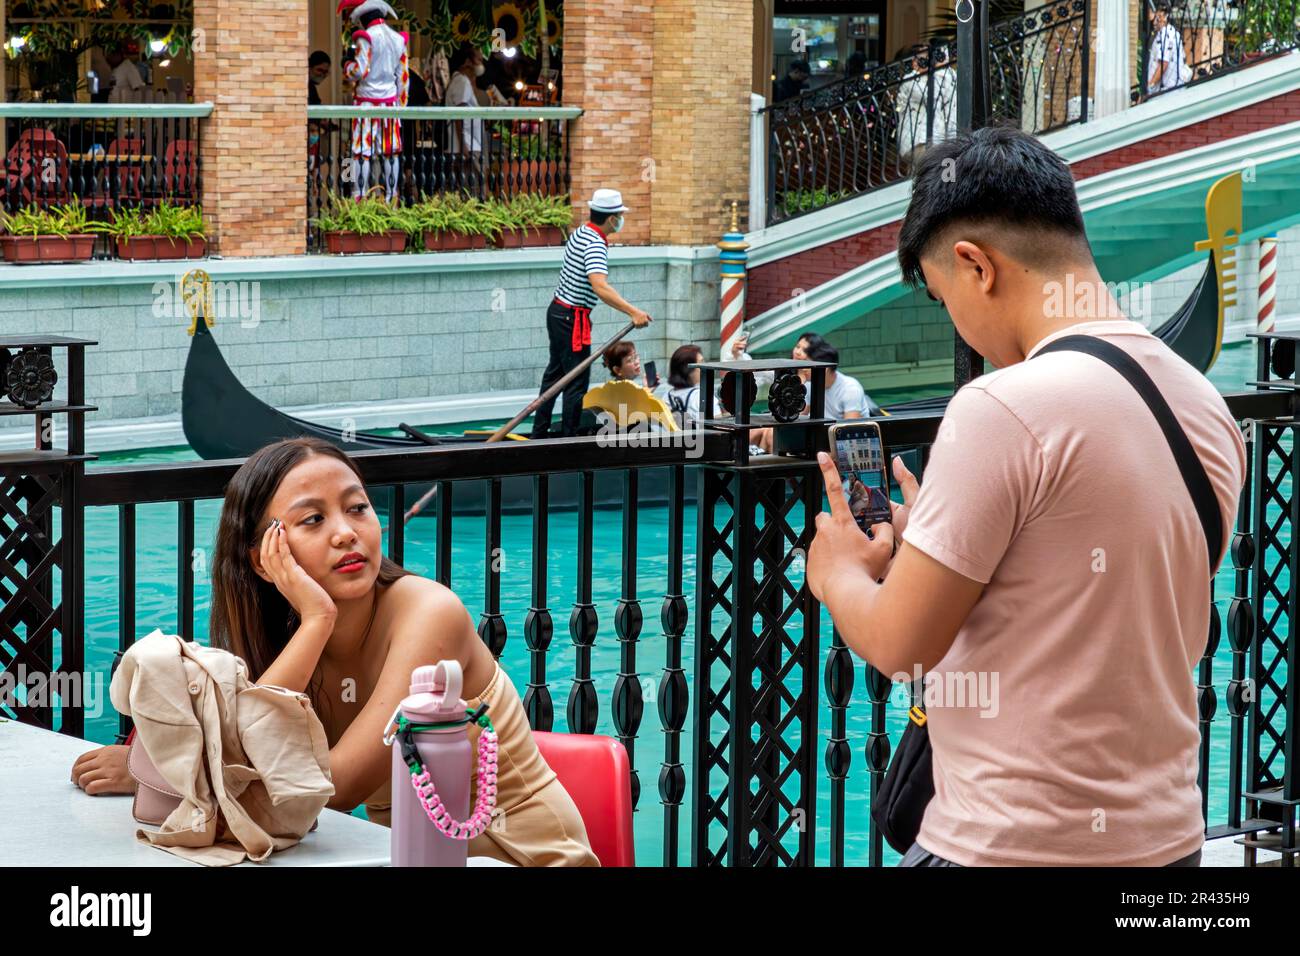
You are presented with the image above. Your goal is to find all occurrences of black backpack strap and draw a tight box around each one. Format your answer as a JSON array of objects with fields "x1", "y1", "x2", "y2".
[{"x1": 1033, "y1": 335, "x2": 1223, "y2": 572}]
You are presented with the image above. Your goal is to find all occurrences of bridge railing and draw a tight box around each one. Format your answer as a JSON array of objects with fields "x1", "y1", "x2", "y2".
[
  {"x1": 759, "y1": 1, "x2": 1090, "y2": 227},
  {"x1": 1138, "y1": 0, "x2": 1300, "y2": 102}
]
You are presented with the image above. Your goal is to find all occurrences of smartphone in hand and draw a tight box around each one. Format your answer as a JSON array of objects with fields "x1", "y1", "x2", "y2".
[
  {"x1": 644, "y1": 360, "x2": 660, "y2": 389},
  {"x1": 828, "y1": 421, "x2": 892, "y2": 536}
]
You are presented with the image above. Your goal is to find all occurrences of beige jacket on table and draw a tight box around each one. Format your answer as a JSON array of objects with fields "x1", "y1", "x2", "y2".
[{"x1": 109, "y1": 629, "x2": 335, "y2": 866}]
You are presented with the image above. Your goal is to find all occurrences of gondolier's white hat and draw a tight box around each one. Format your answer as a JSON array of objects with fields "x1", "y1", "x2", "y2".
[{"x1": 588, "y1": 188, "x2": 629, "y2": 214}]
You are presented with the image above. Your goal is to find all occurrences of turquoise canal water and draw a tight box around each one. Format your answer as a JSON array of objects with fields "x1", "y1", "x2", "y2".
[{"x1": 60, "y1": 341, "x2": 1283, "y2": 865}]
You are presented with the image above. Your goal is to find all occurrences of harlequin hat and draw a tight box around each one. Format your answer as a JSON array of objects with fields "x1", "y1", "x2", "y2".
[{"x1": 337, "y1": 0, "x2": 396, "y2": 21}]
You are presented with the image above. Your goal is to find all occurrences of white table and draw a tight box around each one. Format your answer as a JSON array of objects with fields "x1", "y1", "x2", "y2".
[{"x1": 0, "y1": 718, "x2": 511, "y2": 867}]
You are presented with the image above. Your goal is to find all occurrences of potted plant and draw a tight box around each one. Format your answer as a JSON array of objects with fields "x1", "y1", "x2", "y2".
[
  {"x1": 104, "y1": 202, "x2": 208, "y2": 260},
  {"x1": 402, "y1": 194, "x2": 499, "y2": 251},
  {"x1": 490, "y1": 194, "x2": 571, "y2": 248},
  {"x1": 312, "y1": 190, "x2": 407, "y2": 254},
  {"x1": 0, "y1": 202, "x2": 99, "y2": 264}
]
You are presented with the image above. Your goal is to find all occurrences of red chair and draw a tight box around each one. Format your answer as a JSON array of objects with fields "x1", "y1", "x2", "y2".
[
  {"x1": 2, "y1": 128, "x2": 71, "y2": 206},
  {"x1": 161, "y1": 139, "x2": 197, "y2": 201},
  {"x1": 532, "y1": 731, "x2": 635, "y2": 867}
]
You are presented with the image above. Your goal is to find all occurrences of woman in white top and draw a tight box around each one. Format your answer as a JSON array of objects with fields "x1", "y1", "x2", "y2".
[{"x1": 894, "y1": 43, "x2": 957, "y2": 170}]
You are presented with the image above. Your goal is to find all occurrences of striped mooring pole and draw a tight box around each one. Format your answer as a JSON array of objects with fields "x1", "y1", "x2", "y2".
[
  {"x1": 718, "y1": 201, "x2": 750, "y2": 358},
  {"x1": 1258, "y1": 234, "x2": 1278, "y2": 334}
]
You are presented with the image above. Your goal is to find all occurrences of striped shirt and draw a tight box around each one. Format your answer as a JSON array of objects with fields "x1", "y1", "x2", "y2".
[{"x1": 553, "y1": 222, "x2": 609, "y2": 309}]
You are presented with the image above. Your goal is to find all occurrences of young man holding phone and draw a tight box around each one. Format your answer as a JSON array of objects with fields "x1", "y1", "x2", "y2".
[{"x1": 805, "y1": 126, "x2": 1245, "y2": 866}]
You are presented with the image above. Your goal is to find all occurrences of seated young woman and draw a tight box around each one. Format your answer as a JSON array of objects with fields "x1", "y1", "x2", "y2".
[{"x1": 71, "y1": 436, "x2": 598, "y2": 867}]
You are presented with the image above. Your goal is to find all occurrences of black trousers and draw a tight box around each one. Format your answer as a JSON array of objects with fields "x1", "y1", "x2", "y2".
[{"x1": 530, "y1": 300, "x2": 591, "y2": 438}]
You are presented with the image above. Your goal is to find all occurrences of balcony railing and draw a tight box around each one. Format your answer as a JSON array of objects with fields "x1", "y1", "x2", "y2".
[
  {"x1": 0, "y1": 103, "x2": 210, "y2": 258},
  {"x1": 1138, "y1": 0, "x2": 1300, "y2": 101},
  {"x1": 306, "y1": 105, "x2": 580, "y2": 252}
]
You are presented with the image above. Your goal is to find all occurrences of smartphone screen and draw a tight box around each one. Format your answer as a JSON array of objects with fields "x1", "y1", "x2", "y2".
[
  {"x1": 831, "y1": 423, "x2": 892, "y2": 533},
  {"x1": 644, "y1": 360, "x2": 660, "y2": 388}
]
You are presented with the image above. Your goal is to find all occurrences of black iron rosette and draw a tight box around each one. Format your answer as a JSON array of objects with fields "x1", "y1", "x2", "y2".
[
  {"x1": 718, "y1": 370, "x2": 757, "y2": 418},
  {"x1": 5, "y1": 348, "x2": 57, "y2": 409},
  {"x1": 1271, "y1": 338, "x2": 1295, "y2": 380},
  {"x1": 768, "y1": 369, "x2": 806, "y2": 423}
]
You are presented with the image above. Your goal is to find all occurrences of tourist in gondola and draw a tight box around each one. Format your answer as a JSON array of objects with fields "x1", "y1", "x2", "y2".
[{"x1": 71, "y1": 437, "x2": 599, "y2": 867}]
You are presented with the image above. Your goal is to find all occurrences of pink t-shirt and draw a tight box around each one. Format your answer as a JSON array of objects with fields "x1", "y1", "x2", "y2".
[{"x1": 902, "y1": 319, "x2": 1246, "y2": 866}]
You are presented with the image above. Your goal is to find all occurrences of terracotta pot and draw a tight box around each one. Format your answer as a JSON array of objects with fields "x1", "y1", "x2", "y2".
[
  {"x1": 0, "y1": 234, "x2": 96, "y2": 264},
  {"x1": 423, "y1": 231, "x2": 487, "y2": 251},
  {"x1": 520, "y1": 226, "x2": 566, "y2": 248},
  {"x1": 323, "y1": 230, "x2": 407, "y2": 254},
  {"x1": 492, "y1": 226, "x2": 566, "y2": 249},
  {"x1": 116, "y1": 235, "x2": 207, "y2": 260}
]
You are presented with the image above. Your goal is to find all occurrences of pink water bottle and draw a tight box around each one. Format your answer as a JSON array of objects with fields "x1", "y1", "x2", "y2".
[{"x1": 390, "y1": 661, "x2": 472, "y2": 867}]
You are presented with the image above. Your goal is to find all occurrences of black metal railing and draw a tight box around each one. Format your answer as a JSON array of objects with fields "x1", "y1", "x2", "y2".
[
  {"x1": 4, "y1": 354, "x2": 1296, "y2": 865},
  {"x1": 1138, "y1": 0, "x2": 1300, "y2": 102},
  {"x1": 306, "y1": 105, "x2": 579, "y2": 252},
  {"x1": 761, "y1": 1, "x2": 1090, "y2": 226},
  {"x1": 0, "y1": 104, "x2": 208, "y2": 257}
]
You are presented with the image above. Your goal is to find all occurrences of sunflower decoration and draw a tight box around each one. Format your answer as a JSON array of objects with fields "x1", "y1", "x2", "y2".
[
  {"x1": 546, "y1": 4, "x2": 562, "y2": 47},
  {"x1": 493, "y1": 2, "x2": 526, "y2": 47},
  {"x1": 451, "y1": 10, "x2": 476, "y2": 45}
]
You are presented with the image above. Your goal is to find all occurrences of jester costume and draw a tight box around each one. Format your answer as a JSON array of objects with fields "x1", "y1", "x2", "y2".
[{"x1": 338, "y1": 0, "x2": 410, "y2": 200}]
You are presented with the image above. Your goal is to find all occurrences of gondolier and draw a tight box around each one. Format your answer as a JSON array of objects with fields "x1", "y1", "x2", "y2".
[{"x1": 529, "y1": 188, "x2": 652, "y2": 439}]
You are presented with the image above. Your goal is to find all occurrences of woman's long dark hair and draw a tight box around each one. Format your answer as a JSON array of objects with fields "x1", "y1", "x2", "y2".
[{"x1": 209, "y1": 438, "x2": 409, "y2": 692}]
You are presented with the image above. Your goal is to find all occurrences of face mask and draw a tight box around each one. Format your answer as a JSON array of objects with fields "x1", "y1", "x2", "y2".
[
  {"x1": 608, "y1": 215, "x2": 624, "y2": 233},
  {"x1": 474, "y1": 63, "x2": 486, "y2": 77}
]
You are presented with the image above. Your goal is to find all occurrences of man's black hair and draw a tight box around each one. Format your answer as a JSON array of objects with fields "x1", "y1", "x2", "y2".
[
  {"x1": 309, "y1": 50, "x2": 331, "y2": 68},
  {"x1": 590, "y1": 209, "x2": 616, "y2": 226},
  {"x1": 804, "y1": 339, "x2": 838, "y2": 368},
  {"x1": 789, "y1": 60, "x2": 810, "y2": 75},
  {"x1": 450, "y1": 42, "x2": 478, "y2": 73},
  {"x1": 896, "y1": 125, "x2": 1089, "y2": 288}
]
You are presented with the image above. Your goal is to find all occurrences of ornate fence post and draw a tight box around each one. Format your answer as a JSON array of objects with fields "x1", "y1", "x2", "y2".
[
  {"x1": 1238, "y1": 332, "x2": 1299, "y2": 866},
  {"x1": 0, "y1": 336, "x2": 94, "y2": 737},
  {"x1": 690, "y1": 354, "x2": 830, "y2": 866}
]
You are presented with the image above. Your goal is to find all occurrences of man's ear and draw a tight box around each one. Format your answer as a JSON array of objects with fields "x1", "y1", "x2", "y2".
[{"x1": 951, "y1": 240, "x2": 996, "y2": 293}]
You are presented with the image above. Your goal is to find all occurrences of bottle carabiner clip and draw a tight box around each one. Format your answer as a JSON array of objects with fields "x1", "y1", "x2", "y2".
[{"x1": 381, "y1": 704, "x2": 404, "y2": 746}]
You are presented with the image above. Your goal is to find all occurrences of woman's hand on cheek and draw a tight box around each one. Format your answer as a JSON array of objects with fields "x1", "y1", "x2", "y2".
[{"x1": 260, "y1": 519, "x2": 338, "y2": 624}]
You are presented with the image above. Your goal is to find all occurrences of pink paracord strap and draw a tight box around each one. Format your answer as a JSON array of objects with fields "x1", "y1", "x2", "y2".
[{"x1": 408, "y1": 728, "x2": 500, "y2": 839}]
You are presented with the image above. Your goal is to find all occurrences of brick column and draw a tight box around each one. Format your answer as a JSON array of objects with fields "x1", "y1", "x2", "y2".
[
  {"x1": 564, "y1": 0, "x2": 656, "y2": 245},
  {"x1": 193, "y1": 0, "x2": 308, "y2": 257},
  {"x1": 565, "y1": 0, "x2": 753, "y2": 246},
  {"x1": 649, "y1": 0, "x2": 751, "y2": 243}
]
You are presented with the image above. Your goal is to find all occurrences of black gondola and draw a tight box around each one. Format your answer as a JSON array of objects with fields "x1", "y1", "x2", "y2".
[{"x1": 180, "y1": 254, "x2": 1221, "y2": 515}]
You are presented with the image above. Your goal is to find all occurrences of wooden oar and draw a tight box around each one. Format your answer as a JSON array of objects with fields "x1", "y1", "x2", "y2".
[{"x1": 401, "y1": 320, "x2": 639, "y2": 523}]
